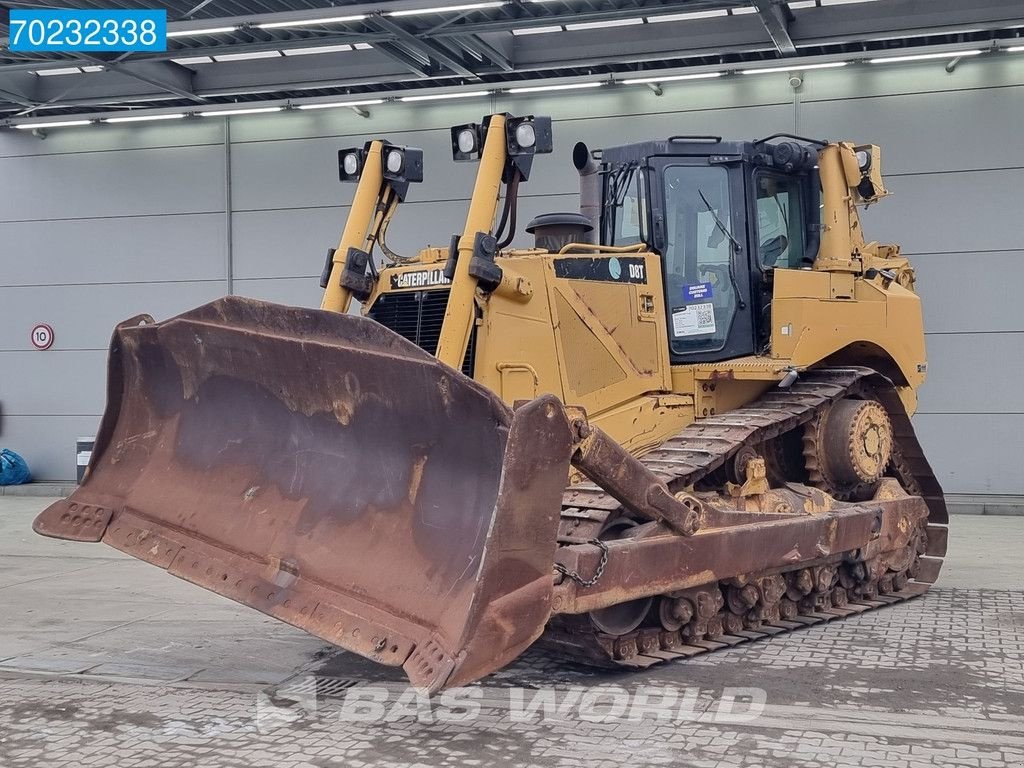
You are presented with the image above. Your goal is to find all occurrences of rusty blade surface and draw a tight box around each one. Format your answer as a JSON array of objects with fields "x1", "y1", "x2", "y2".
[{"x1": 34, "y1": 296, "x2": 574, "y2": 692}]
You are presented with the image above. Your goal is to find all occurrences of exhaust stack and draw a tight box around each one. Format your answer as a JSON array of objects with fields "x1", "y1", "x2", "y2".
[{"x1": 573, "y1": 141, "x2": 601, "y2": 244}]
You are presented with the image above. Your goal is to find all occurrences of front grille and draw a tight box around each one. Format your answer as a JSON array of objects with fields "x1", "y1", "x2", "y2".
[{"x1": 367, "y1": 288, "x2": 476, "y2": 377}]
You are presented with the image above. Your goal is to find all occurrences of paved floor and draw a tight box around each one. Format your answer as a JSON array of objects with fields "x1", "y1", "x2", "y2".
[{"x1": 1, "y1": 497, "x2": 1022, "y2": 768}]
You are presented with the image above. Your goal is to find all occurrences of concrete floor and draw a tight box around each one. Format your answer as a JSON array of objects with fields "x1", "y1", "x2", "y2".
[{"x1": 1, "y1": 496, "x2": 1022, "y2": 768}]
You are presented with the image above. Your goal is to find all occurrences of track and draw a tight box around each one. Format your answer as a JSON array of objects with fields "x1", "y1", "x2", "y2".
[{"x1": 546, "y1": 367, "x2": 947, "y2": 669}]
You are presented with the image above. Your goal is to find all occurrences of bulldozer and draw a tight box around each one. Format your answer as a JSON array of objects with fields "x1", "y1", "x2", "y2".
[{"x1": 34, "y1": 113, "x2": 946, "y2": 693}]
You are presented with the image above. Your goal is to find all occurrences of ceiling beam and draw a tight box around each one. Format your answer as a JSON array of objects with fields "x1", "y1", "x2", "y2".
[
  {"x1": 373, "y1": 41, "x2": 435, "y2": 76},
  {"x1": 2, "y1": 0, "x2": 1022, "y2": 114},
  {"x1": 752, "y1": 0, "x2": 796, "y2": 55},
  {"x1": 0, "y1": 85, "x2": 36, "y2": 108},
  {"x1": 457, "y1": 34, "x2": 513, "y2": 72},
  {"x1": 370, "y1": 13, "x2": 479, "y2": 78},
  {"x1": 83, "y1": 57, "x2": 204, "y2": 103}
]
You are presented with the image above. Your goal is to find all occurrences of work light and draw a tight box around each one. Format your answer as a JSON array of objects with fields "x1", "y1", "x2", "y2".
[
  {"x1": 450, "y1": 122, "x2": 483, "y2": 161},
  {"x1": 506, "y1": 115, "x2": 552, "y2": 156},
  {"x1": 338, "y1": 147, "x2": 366, "y2": 182},
  {"x1": 381, "y1": 143, "x2": 424, "y2": 183}
]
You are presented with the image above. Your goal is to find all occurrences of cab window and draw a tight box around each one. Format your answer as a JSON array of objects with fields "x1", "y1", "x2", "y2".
[
  {"x1": 608, "y1": 167, "x2": 647, "y2": 246},
  {"x1": 755, "y1": 174, "x2": 805, "y2": 269}
]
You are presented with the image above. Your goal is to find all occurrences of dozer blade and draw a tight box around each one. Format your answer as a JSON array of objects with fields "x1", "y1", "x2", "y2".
[{"x1": 34, "y1": 296, "x2": 576, "y2": 692}]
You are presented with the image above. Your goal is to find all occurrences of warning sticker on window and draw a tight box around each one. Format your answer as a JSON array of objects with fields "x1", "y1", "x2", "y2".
[{"x1": 672, "y1": 303, "x2": 716, "y2": 337}]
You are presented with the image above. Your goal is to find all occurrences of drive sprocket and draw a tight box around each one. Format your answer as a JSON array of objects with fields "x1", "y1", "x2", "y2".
[{"x1": 804, "y1": 397, "x2": 894, "y2": 500}]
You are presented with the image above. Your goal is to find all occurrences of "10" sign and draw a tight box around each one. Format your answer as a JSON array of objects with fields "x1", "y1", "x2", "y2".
[{"x1": 31, "y1": 323, "x2": 55, "y2": 350}]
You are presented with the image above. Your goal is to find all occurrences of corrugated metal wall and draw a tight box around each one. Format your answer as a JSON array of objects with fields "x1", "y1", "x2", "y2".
[{"x1": 1, "y1": 57, "x2": 1022, "y2": 507}]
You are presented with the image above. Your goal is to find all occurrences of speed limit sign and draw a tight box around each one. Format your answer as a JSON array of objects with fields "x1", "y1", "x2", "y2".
[{"x1": 31, "y1": 323, "x2": 55, "y2": 350}]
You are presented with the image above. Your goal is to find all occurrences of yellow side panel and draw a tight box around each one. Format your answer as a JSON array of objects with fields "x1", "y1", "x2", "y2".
[
  {"x1": 553, "y1": 291, "x2": 627, "y2": 397},
  {"x1": 770, "y1": 268, "x2": 926, "y2": 394},
  {"x1": 473, "y1": 260, "x2": 566, "y2": 404}
]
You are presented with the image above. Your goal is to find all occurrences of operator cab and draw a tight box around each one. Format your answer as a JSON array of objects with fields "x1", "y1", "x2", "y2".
[{"x1": 598, "y1": 135, "x2": 822, "y2": 364}]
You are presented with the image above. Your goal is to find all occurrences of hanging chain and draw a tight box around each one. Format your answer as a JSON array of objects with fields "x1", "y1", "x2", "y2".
[{"x1": 553, "y1": 539, "x2": 609, "y2": 588}]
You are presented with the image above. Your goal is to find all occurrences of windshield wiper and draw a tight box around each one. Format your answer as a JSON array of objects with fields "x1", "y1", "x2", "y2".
[
  {"x1": 697, "y1": 188, "x2": 746, "y2": 309},
  {"x1": 698, "y1": 188, "x2": 741, "y2": 253}
]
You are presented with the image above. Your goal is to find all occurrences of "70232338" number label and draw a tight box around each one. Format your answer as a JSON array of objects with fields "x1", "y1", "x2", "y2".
[{"x1": 8, "y1": 9, "x2": 167, "y2": 53}]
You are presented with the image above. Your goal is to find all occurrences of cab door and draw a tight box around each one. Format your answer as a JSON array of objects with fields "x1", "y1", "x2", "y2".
[{"x1": 648, "y1": 158, "x2": 755, "y2": 364}]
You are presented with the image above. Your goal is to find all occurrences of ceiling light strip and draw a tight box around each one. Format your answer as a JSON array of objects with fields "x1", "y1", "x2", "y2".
[
  {"x1": 387, "y1": 2, "x2": 505, "y2": 17},
  {"x1": 104, "y1": 113, "x2": 187, "y2": 123},
  {"x1": 507, "y1": 82, "x2": 603, "y2": 93},
  {"x1": 199, "y1": 106, "x2": 284, "y2": 117},
  {"x1": 256, "y1": 14, "x2": 367, "y2": 29},
  {"x1": 868, "y1": 49, "x2": 983, "y2": 64},
  {"x1": 566, "y1": 18, "x2": 643, "y2": 31},
  {"x1": 511, "y1": 25, "x2": 563, "y2": 36},
  {"x1": 647, "y1": 10, "x2": 728, "y2": 23},
  {"x1": 297, "y1": 99, "x2": 386, "y2": 110},
  {"x1": 166, "y1": 26, "x2": 237, "y2": 38},
  {"x1": 741, "y1": 61, "x2": 847, "y2": 74},
  {"x1": 399, "y1": 90, "x2": 490, "y2": 102},
  {"x1": 14, "y1": 120, "x2": 91, "y2": 129},
  {"x1": 621, "y1": 71, "x2": 723, "y2": 84}
]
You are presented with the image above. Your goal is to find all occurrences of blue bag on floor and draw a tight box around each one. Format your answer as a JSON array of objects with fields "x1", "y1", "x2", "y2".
[{"x1": 0, "y1": 449, "x2": 31, "y2": 485}]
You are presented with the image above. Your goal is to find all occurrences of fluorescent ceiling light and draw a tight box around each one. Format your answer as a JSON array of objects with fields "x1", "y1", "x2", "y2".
[
  {"x1": 566, "y1": 18, "x2": 643, "y2": 31},
  {"x1": 868, "y1": 49, "x2": 982, "y2": 64},
  {"x1": 730, "y1": 6, "x2": 758, "y2": 14},
  {"x1": 36, "y1": 67, "x2": 84, "y2": 76},
  {"x1": 399, "y1": 90, "x2": 489, "y2": 101},
  {"x1": 512, "y1": 25, "x2": 562, "y2": 35},
  {"x1": 819, "y1": 0, "x2": 881, "y2": 5},
  {"x1": 388, "y1": 2, "x2": 504, "y2": 17},
  {"x1": 14, "y1": 120, "x2": 91, "y2": 129},
  {"x1": 172, "y1": 56, "x2": 214, "y2": 65},
  {"x1": 104, "y1": 113, "x2": 186, "y2": 123},
  {"x1": 256, "y1": 14, "x2": 366, "y2": 29},
  {"x1": 167, "y1": 26, "x2": 237, "y2": 38},
  {"x1": 82, "y1": 65, "x2": 105, "y2": 72},
  {"x1": 199, "y1": 106, "x2": 284, "y2": 117},
  {"x1": 214, "y1": 50, "x2": 283, "y2": 62},
  {"x1": 1007, "y1": 45, "x2": 1024, "y2": 53},
  {"x1": 742, "y1": 61, "x2": 847, "y2": 74},
  {"x1": 297, "y1": 99, "x2": 385, "y2": 110},
  {"x1": 648, "y1": 9, "x2": 727, "y2": 22},
  {"x1": 354, "y1": 43, "x2": 373, "y2": 50},
  {"x1": 788, "y1": 1, "x2": 817, "y2": 8},
  {"x1": 507, "y1": 82, "x2": 602, "y2": 94},
  {"x1": 283, "y1": 44, "x2": 353, "y2": 56},
  {"x1": 622, "y1": 71, "x2": 723, "y2": 84}
]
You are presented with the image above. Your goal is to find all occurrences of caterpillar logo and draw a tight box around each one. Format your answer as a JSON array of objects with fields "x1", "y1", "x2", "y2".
[{"x1": 390, "y1": 268, "x2": 451, "y2": 290}]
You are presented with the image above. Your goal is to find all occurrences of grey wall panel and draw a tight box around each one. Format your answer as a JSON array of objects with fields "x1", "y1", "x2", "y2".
[
  {"x1": 799, "y1": 84, "x2": 1024, "y2": 175},
  {"x1": 1, "y1": 213, "x2": 226, "y2": 286},
  {"x1": 0, "y1": 144, "x2": 225, "y2": 221},
  {"x1": 859, "y1": 169, "x2": 1022, "y2": 255},
  {"x1": 230, "y1": 130, "x2": 482, "y2": 211},
  {"x1": 227, "y1": 77, "x2": 796, "y2": 144},
  {"x1": 0, "y1": 350, "x2": 106, "y2": 416},
  {"x1": 799, "y1": 57, "x2": 1024, "y2": 103},
  {"x1": 914, "y1": 251, "x2": 1022, "y2": 334},
  {"x1": 0, "y1": 281, "x2": 225, "y2": 351},
  {"x1": 0, "y1": 415, "x2": 104, "y2": 481},
  {"x1": 918, "y1": 332, "x2": 1024, "y2": 414},
  {"x1": 231, "y1": 201, "x2": 468, "y2": 280},
  {"x1": 913, "y1": 413, "x2": 1024, "y2": 496},
  {"x1": 233, "y1": 277, "x2": 323, "y2": 309},
  {"x1": 0, "y1": 120, "x2": 224, "y2": 159}
]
